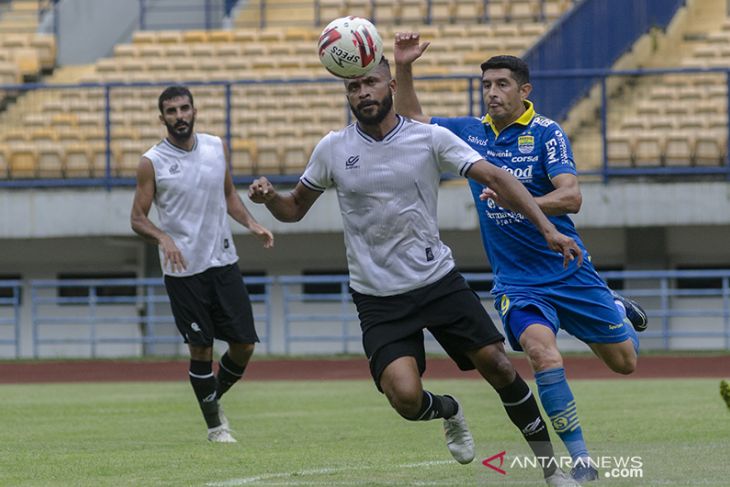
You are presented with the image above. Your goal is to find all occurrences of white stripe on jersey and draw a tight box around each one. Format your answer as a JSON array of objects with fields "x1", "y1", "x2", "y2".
[
  {"x1": 144, "y1": 133, "x2": 238, "y2": 277},
  {"x1": 301, "y1": 116, "x2": 483, "y2": 296}
]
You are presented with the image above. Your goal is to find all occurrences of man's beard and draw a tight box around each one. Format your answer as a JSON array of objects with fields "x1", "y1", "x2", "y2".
[
  {"x1": 350, "y1": 92, "x2": 393, "y2": 126},
  {"x1": 165, "y1": 118, "x2": 195, "y2": 142}
]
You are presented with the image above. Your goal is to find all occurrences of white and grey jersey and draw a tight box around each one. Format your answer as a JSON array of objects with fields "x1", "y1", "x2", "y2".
[
  {"x1": 301, "y1": 116, "x2": 483, "y2": 296},
  {"x1": 144, "y1": 133, "x2": 238, "y2": 277}
]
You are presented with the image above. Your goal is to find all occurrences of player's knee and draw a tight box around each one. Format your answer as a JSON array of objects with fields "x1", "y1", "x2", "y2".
[
  {"x1": 227, "y1": 343, "x2": 255, "y2": 364},
  {"x1": 472, "y1": 343, "x2": 516, "y2": 387},
  {"x1": 384, "y1": 384, "x2": 422, "y2": 419},
  {"x1": 523, "y1": 341, "x2": 563, "y2": 371}
]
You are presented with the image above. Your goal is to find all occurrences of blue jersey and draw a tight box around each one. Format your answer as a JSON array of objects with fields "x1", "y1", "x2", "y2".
[{"x1": 432, "y1": 101, "x2": 590, "y2": 290}]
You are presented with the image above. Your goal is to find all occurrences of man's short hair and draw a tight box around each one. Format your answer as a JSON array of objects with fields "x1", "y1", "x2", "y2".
[
  {"x1": 158, "y1": 85, "x2": 194, "y2": 114},
  {"x1": 480, "y1": 55, "x2": 530, "y2": 85}
]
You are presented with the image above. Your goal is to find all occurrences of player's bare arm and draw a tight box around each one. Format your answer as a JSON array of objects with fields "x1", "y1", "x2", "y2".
[
  {"x1": 130, "y1": 157, "x2": 187, "y2": 273},
  {"x1": 393, "y1": 32, "x2": 431, "y2": 123},
  {"x1": 248, "y1": 177, "x2": 321, "y2": 223},
  {"x1": 533, "y1": 173, "x2": 582, "y2": 215},
  {"x1": 467, "y1": 160, "x2": 583, "y2": 267},
  {"x1": 222, "y1": 145, "x2": 274, "y2": 248},
  {"x1": 481, "y1": 173, "x2": 582, "y2": 216}
]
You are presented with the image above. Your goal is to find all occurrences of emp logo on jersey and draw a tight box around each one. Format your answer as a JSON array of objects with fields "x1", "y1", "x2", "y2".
[
  {"x1": 223, "y1": 238, "x2": 229, "y2": 249},
  {"x1": 425, "y1": 247, "x2": 434, "y2": 261},
  {"x1": 345, "y1": 155, "x2": 360, "y2": 169}
]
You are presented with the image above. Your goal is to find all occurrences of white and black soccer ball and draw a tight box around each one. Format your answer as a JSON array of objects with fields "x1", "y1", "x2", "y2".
[{"x1": 317, "y1": 16, "x2": 383, "y2": 79}]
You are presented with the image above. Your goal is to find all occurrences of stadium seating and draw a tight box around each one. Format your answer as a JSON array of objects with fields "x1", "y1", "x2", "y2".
[
  {"x1": 586, "y1": 7, "x2": 730, "y2": 171},
  {"x1": 0, "y1": 2, "x2": 556, "y2": 180}
]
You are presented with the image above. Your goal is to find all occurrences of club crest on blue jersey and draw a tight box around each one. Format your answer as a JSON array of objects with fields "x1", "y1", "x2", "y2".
[
  {"x1": 169, "y1": 162, "x2": 180, "y2": 174},
  {"x1": 518, "y1": 135, "x2": 534, "y2": 154}
]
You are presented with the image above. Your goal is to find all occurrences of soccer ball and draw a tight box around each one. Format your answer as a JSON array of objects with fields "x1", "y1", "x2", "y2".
[{"x1": 317, "y1": 16, "x2": 383, "y2": 79}]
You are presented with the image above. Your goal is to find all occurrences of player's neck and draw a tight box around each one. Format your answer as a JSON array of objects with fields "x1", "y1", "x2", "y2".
[
  {"x1": 493, "y1": 107, "x2": 526, "y2": 133},
  {"x1": 166, "y1": 133, "x2": 196, "y2": 151},
  {"x1": 357, "y1": 112, "x2": 399, "y2": 141}
]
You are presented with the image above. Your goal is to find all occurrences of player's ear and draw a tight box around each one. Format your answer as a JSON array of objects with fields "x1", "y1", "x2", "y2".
[
  {"x1": 390, "y1": 77, "x2": 397, "y2": 94},
  {"x1": 519, "y1": 82, "x2": 532, "y2": 100},
  {"x1": 158, "y1": 113, "x2": 164, "y2": 125}
]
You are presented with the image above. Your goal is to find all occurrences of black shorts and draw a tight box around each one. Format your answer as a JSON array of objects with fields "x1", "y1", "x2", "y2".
[
  {"x1": 351, "y1": 269, "x2": 504, "y2": 391},
  {"x1": 164, "y1": 264, "x2": 259, "y2": 347}
]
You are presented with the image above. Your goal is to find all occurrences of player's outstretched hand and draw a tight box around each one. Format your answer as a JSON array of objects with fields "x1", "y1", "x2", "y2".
[
  {"x1": 394, "y1": 32, "x2": 430, "y2": 65},
  {"x1": 159, "y1": 234, "x2": 187, "y2": 273},
  {"x1": 249, "y1": 222, "x2": 274, "y2": 249},
  {"x1": 248, "y1": 177, "x2": 276, "y2": 204},
  {"x1": 545, "y1": 228, "x2": 583, "y2": 268}
]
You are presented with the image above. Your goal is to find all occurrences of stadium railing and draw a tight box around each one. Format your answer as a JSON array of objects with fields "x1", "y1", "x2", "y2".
[
  {"x1": 0, "y1": 279, "x2": 22, "y2": 358},
  {"x1": 279, "y1": 274, "x2": 359, "y2": 354},
  {"x1": 29, "y1": 275, "x2": 273, "y2": 358},
  {"x1": 0, "y1": 67, "x2": 727, "y2": 187},
  {"x1": 11, "y1": 270, "x2": 730, "y2": 358}
]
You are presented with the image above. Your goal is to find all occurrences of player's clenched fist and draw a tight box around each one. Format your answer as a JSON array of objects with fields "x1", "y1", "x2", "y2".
[{"x1": 248, "y1": 177, "x2": 275, "y2": 203}]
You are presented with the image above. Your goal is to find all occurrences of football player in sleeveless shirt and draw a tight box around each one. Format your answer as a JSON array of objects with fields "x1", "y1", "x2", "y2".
[{"x1": 131, "y1": 86, "x2": 274, "y2": 443}]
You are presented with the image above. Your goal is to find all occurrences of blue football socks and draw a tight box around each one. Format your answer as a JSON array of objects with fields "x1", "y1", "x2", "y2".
[{"x1": 535, "y1": 367, "x2": 589, "y2": 461}]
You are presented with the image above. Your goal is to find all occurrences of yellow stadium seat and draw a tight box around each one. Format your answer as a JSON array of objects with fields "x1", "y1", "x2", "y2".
[
  {"x1": 281, "y1": 140, "x2": 310, "y2": 175},
  {"x1": 259, "y1": 29, "x2": 285, "y2": 43},
  {"x1": 508, "y1": 0, "x2": 539, "y2": 21},
  {"x1": 230, "y1": 138, "x2": 257, "y2": 174},
  {"x1": 215, "y1": 43, "x2": 241, "y2": 58},
  {"x1": 283, "y1": 27, "x2": 316, "y2": 42},
  {"x1": 694, "y1": 135, "x2": 725, "y2": 166},
  {"x1": 254, "y1": 140, "x2": 282, "y2": 175},
  {"x1": 344, "y1": 0, "x2": 373, "y2": 19},
  {"x1": 634, "y1": 133, "x2": 662, "y2": 167},
  {"x1": 37, "y1": 142, "x2": 64, "y2": 178},
  {"x1": 317, "y1": 0, "x2": 346, "y2": 25},
  {"x1": 156, "y1": 31, "x2": 182, "y2": 44},
  {"x1": 231, "y1": 29, "x2": 258, "y2": 43},
  {"x1": 64, "y1": 143, "x2": 93, "y2": 178},
  {"x1": 30, "y1": 35, "x2": 56, "y2": 70},
  {"x1": 208, "y1": 30, "x2": 234, "y2": 43},
  {"x1": 183, "y1": 30, "x2": 209, "y2": 43},
  {"x1": 427, "y1": 0, "x2": 453, "y2": 22},
  {"x1": 663, "y1": 132, "x2": 693, "y2": 166},
  {"x1": 114, "y1": 140, "x2": 142, "y2": 177},
  {"x1": 606, "y1": 133, "x2": 633, "y2": 166},
  {"x1": 132, "y1": 31, "x2": 157, "y2": 44},
  {"x1": 190, "y1": 43, "x2": 216, "y2": 58},
  {"x1": 113, "y1": 44, "x2": 137, "y2": 58},
  {"x1": 11, "y1": 48, "x2": 40, "y2": 79},
  {"x1": 0, "y1": 144, "x2": 8, "y2": 178},
  {"x1": 8, "y1": 143, "x2": 37, "y2": 178}
]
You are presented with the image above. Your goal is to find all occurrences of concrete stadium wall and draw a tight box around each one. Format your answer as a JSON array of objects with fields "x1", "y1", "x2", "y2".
[{"x1": 1, "y1": 181, "x2": 730, "y2": 357}]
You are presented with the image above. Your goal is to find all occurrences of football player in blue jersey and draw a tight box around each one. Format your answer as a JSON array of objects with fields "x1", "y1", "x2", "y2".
[{"x1": 393, "y1": 32, "x2": 648, "y2": 484}]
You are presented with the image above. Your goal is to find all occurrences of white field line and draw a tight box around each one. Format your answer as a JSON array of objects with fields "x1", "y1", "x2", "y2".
[{"x1": 205, "y1": 460, "x2": 454, "y2": 486}]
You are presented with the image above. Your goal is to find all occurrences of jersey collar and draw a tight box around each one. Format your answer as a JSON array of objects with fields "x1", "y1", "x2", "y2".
[
  {"x1": 355, "y1": 115, "x2": 405, "y2": 143},
  {"x1": 481, "y1": 100, "x2": 535, "y2": 137},
  {"x1": 163, "y1": 133, "x2": 198, "y2": 153}
]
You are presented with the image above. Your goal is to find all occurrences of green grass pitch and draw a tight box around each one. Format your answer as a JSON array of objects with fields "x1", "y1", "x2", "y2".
[{"x1": 1, "y1": 378, "x2": 727, "y2": 486}]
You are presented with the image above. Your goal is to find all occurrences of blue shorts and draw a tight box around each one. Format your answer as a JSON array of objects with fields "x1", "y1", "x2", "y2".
[{"x1": 492, "y1": 266, "x2": 629, "y2": 352}]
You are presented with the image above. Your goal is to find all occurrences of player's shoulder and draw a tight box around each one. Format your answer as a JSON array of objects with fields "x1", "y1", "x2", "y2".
[
  {"x1": 529, "y1": 113, "x2": 562, "y2": 132},
  {"x1": 432, "y1": 115, "x2": 482, "y2": 128},
  {"x1": 195, "y1": 132, "x2": 222, "y2": 145}
]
